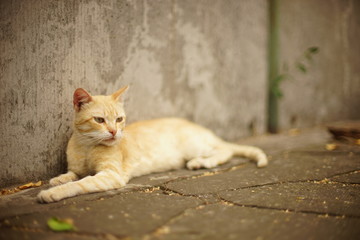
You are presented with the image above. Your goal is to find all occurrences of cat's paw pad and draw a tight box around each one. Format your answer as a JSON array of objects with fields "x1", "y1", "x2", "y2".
[{"x1": 37, "y1": 189, "x2": 62, "y2": 203}]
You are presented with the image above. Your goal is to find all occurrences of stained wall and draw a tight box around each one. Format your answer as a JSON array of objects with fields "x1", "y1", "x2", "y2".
[
  {"x1": 0, "y1": 0, "x2": 268, "y2": 187},
  {"x1": 278, "y1": 0, "x2": 360, "y2": 130}
]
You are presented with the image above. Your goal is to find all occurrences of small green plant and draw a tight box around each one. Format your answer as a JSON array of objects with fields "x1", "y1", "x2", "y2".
[
  {"x1": 47, "y1": 217, "x2": 76, "y2": 232},
  {"x1": 271, "y1": 46, "x2": 319, "y2": 99}
]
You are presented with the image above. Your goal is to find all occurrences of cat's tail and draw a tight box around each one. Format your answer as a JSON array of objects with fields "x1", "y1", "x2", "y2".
[{"x1": 224, "y1": 142, "x2": 268, "y2": 167}]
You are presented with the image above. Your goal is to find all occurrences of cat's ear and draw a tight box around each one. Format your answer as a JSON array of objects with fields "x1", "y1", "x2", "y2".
[
  {"x1": 112, "y1": 85, "x2": 129, "y2": 102},
  {"x1": 73, "y1": 88, "x2": 92, "y2": 112}
]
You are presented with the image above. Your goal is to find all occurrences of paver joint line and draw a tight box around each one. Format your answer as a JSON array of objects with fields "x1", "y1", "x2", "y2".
[{"x1": 218, "y1": 197, "x2": 360, "y2": 219}]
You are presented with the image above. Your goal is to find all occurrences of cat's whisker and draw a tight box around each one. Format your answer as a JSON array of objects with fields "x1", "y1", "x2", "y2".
[{"x1": 77, "y1": 133, "x2": 105, "y2": 145}]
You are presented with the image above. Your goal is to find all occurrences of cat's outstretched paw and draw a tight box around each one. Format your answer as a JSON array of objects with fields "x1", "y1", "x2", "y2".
[
  {"x1": 37, "y1": 190, "x2": 56, "y2": 203},
  {"x1": 37, "y1": 189, "x2": 63, "y2": 203}
]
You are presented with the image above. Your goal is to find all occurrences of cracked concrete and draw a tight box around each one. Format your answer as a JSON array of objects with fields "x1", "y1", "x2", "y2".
[{"x1": 1, "y1": 127, "x2": 359, "y2": 239}]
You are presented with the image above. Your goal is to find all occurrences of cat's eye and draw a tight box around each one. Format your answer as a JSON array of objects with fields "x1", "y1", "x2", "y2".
[
  {"x1": 116, "y1": 117, "x2": 124, "y2": 123},
  {"x1": 94, "y1": 117, "x2": 105, "y2": 123}
]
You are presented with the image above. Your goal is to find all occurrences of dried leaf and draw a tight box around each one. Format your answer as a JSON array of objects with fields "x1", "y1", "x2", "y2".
[
  {"x1": 18, "y1": 181, "x2": 43, "y2": 190},
  {"x1": 0, "y1": 181, "x2": 43, "y2": 196},
  {"x1": 18, "y1": 183, "x2": 33, "y2": 190},
  {"x1": 325, "y1": 144, "x2": 337, "y2": 151},
  {"x1": 308, "y1": 47, "x2": 319, "y2": 54},
  {"x1": 0, "y1": 189, "x2": 18, "y2": 195},
  {"x1": 297, "y1": 63, "x2": 307, "y2": 73},
  {"x1": 47, "y1": 217, "x2": 75, "y2": 232}
]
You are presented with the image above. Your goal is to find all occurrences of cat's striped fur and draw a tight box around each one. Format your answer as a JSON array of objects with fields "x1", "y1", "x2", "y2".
[{"x1": 37, "y1": 86, "x2": 268, "y2": 203}]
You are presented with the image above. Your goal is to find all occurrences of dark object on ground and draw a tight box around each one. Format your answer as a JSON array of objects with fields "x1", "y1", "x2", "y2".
[{"x1": 327, "y1": 121, "x2": 360, "y2": 142}]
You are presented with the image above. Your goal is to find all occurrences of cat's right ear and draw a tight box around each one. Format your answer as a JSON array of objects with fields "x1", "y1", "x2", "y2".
[
  {"x1": 112, "y1": 85, "x2": 129, "y2": 102},
  {"x1": 73, "y1": 88, "x2": 92, "y2": 112}
]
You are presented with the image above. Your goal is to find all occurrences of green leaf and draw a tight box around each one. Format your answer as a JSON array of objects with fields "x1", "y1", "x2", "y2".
[
  {"x1": 273, "y1": 74, "x2": 288, "y2": 84},
  {"x1": 308, "y1": 47, "x2": 319, "y2": 54},
  {"x1": 47, "y1": 217, "x2": 75, "y2": 232},
  {"x1": 297, "y1": 63, "x2": 307, "y2": 73},
  {"x1": 271, "y1": 85, "x2": 283, "y2": 99}
]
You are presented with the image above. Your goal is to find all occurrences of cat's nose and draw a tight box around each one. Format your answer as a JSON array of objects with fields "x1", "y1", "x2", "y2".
[{"x1": 109, "y1": 129, "x2": 117, "y2": 136}]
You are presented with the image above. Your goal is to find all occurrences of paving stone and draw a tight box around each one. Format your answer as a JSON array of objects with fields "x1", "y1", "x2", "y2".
[
  {"x1": 219, "y1": 182, "x2": 360, "y2": 217},
  {"x1": 163, "y1": 151, "x2": 360, "y2": 195},
  {"x1": 146, "y1": 203, "x2": 360, "y2": 240},
  {"x1": 0, "y1": 190, "x2": 203, "y2": 238}
]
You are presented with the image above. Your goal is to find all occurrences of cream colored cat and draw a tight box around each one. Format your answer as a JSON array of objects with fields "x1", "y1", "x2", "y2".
[{"x1": 37, "y1": 86, "x2": 268, "y2": 203}]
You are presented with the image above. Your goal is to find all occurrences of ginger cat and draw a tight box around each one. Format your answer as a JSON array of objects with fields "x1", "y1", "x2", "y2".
[{"x1": 37, "y1": 86, "x2": 268, "y2": 203}]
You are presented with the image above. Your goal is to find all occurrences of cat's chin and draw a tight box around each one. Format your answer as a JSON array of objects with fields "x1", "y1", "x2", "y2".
[{"x1": 100, "y1": 138, "x2": 119, "y2": 146}]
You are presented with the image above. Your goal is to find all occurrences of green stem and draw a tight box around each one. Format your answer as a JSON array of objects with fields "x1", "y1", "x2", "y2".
[{"x1": 268, "y1": 0, "x2": 280, "y2": 133}]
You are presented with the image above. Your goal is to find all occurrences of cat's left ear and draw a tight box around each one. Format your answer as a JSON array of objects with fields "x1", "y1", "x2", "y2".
[
  {"x1": 112, "y1": 85, "x2": 129, "y2": 102},
  {"x1": 73, "y1": 88, "x2": 92, "y2": 112}
]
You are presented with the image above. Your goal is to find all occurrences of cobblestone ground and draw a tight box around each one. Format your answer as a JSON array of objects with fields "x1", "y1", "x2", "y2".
[{"x1": 1, "y1": 127, "x2": 359, "y2": 240}]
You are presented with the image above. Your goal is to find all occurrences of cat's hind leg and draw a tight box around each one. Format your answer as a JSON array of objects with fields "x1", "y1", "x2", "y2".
[
  {"x1": 186, "y1": 148, "x2": 233, "y2": 170},
  {"x1": 49, "y1": 171, "x2": 79, "y2": 186}
]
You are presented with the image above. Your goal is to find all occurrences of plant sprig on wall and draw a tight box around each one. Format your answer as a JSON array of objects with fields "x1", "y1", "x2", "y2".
[{"x1": 271, "y1": 46, "x2": 319, "y2": 99}]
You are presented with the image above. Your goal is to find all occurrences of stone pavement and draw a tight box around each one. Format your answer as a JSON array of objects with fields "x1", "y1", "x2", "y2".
[{"x1": 1, "y1": 127, "x2": 359, "y2": 240}]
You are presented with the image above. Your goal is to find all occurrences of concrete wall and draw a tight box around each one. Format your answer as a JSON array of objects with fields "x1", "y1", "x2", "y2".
[
  {"x1": 278, "y1": 0, "x2": 360, "y2": 130},
  {"x1": 0, "y1": 0, "x2": 268, "y2": 187}
]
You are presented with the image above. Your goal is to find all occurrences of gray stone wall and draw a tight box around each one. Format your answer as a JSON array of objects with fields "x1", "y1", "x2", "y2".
[
  {"x1": 0, "y1": 0, "x2": 268, "y2": 187},
  {"x1": 278, "y1": 0, "x2": 360, "y2": 130}
]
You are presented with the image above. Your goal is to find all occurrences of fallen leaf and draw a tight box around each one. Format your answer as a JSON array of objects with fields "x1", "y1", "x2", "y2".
[
  {"x1": 0, "y1": 181, "x2": 43, "y2": 196},
  {"x1": 47, "y1": 217, "x2": 75, "y2": 232},
  {"x1": 0, "y1": 189, "x2": 18, "y2": 195},
  {"x1": 18, "y1": 183, "x2": 33, "y2": 190},
  {"x1": 18, "y1": 181, "x2": 42, "y2": 190},
  {"x1": 325, "y1": 143, "x2": 337, "y2": 151},
  {"x1": 18, "y1": 181, "x2": 43, "y2": 190}
]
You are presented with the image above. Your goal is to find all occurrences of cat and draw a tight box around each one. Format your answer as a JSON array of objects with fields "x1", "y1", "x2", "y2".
[{"x1": 37, "y1": 86, "x2": 268, "y2": 203}]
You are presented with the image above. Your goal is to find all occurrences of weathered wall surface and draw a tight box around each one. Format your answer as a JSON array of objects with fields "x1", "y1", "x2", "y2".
[
  {"x1": 0, "y1": 0, "x2": 268, "y2": 187},
  {"x1": 278, "y1": 0, "x2": 360, "y2": 130}
]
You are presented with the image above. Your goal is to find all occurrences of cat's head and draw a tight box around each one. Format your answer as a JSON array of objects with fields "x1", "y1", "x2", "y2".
[{"x1": 72, "y1": 86, "x2": 129, "y2": 146}]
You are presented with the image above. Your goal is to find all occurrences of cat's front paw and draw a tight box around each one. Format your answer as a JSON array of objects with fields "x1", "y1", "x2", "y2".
[
  {"x1": 37, "y1": 189, "x2": 63, "y2": 203},
  {"x1": 49, "y1": 176, "x2": 68, "y2": 186},
  {"x1": 49, "y1": 172, "x2": 78, "y2": 186}
]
